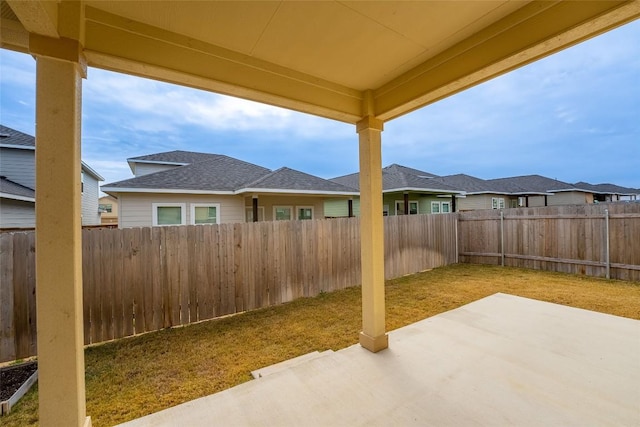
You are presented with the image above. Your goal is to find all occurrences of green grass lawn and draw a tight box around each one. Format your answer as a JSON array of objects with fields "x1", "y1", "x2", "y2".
[{"x1": 4, "y1": 264, "x2": 639, "y2": 426}]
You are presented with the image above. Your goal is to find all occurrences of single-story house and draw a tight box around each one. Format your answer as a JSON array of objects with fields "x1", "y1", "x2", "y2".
[
  {"x1": 326, "y1": 164, "x2": 465, "y2": 217},
  {"x1": 573, "y1": 181, "x2": 639, "y2": 202},
  {"x1": 101, "y1": 150, "x2": 358, "y2": 227},
  {"x1": 0, "y1": 125, "x2": 104, "y2": 229}
]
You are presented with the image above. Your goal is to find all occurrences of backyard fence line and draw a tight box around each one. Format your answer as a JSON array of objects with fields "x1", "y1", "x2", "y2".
[
  {"x1": 457, "y1": 203, "x2": 640, "y2": 282},
  {"x1": 0, "y1": 213, "x2": 457, "y2": 363}
]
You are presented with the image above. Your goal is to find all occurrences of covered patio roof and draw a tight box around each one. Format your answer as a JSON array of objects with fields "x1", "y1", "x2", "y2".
[
  {"x1": 1, "y1": 1, "x2": 638, "y2": 426},
  {"x1": 3, "y1": 1, "x2": 638, "y2": 123}
]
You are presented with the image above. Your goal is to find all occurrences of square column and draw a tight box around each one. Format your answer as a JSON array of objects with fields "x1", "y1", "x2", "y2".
[
  {"x1": 357, "y1": 116, "x2": 388, "y2": 352},
  {"x1": 32, "y1": 36, "x2": 91, "y2": 427}
]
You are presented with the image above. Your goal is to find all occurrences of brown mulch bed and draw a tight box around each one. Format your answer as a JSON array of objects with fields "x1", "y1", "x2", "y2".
[{"x1": 0, "y1": 362, "x2": 37, "y2": 402}]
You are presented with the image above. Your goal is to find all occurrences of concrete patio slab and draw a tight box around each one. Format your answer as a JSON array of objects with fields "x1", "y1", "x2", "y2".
[{"x1": 118, "y1": 293, "x2": 640, "y2": 426}]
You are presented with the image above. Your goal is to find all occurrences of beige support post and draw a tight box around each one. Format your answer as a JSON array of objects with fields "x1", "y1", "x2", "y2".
[
  {"x1": 357, "y1": 115, "x2": 388, "y2": 352},
  {"x1": 33, "y1": 35, "x2": 91, "y2": 427}
]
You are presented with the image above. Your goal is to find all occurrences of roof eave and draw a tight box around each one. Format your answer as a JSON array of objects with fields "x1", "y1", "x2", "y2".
[{"x1": 0, "y1": 192, "x2": 36, "y2": 203}]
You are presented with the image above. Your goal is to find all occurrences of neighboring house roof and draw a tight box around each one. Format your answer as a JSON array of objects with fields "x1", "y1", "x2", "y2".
[
  {"x1": 484, "y1": 175, "x2": 576, "y2": 195},
  {"x1": 126, "y1": 150, "x2": 224, "y2": 173},
  {"x1": 331, "y1": 164, "x2": 463, "y2": 194},
  {"x1": 0, "y1": 176, "x2": 36, "y2": 202},
  {"x1": 573, "y1": 181, "x2": 639, "y2": 196},
  {"x1": 0, "y1": 124, "x2": 34, "y2": 148},
  {"x1": 103, "y1": 151, "x2": 358, "y2": 196},
  {"x1": 0, "y1": 124, "x2": 105, "y2": 181},
  {"x1": 433, "y1": 174, "x2": 502, "y2": 195},
  {"x1": 241, "y1": 167, "x2": 357, "y2": 195}
]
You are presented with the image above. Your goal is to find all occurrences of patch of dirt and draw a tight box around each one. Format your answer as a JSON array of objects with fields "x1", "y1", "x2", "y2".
[{"x1": 0, "y1": 362, "x2": 37, "y2": 401}]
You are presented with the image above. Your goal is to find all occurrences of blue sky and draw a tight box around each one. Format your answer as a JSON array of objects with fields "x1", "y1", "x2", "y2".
[{"x1": 1, "y1": 20, "x2": 639, "y2": 189}]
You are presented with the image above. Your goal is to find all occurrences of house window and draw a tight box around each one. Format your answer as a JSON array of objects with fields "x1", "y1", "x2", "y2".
[
  {"x1": 152, "y1": 203, "x2": 186, "y2": 226},
  {"x1": 383, "y1": 204, "x2": 389, "y2": 216},
  {"x1": 81, "y1": 171, "x2": 84, "y2": 193},
  {"x1": 431, "y1": 201, "x2": 451, "y2": 214},
  {"x1": 297, "y1": 206, "x2": 314, "y2": 220},
  {"x1": 492, "y1": 197, "x2": 505, "y2": 209},
  {"x1": 246, "y1": 207, "x2": 265, "y2": 222},
  {"x1": 99, "y1": 204, "x2": 113, "y2": 213},
  {"x1": 395, "y1": 200, "x2": 418, "y2": 215},
  {"x1": 191, "y1": 203, "x2": 220, "y2": 224},
  {"x1": 274, "y1": 206, "x2": 292, "y2": 221}
]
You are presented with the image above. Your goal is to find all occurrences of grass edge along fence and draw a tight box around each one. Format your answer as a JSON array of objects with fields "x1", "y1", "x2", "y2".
[
  {"x1": 458, "y1": 203, "x2": 640, "y2": 282},
  {"x1": 0, "y1": 214, "x2": 457, "y2": 363}
]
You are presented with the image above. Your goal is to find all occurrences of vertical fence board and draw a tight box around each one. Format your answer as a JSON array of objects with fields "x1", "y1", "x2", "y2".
[
  {"x1": 0, "y1": 233, "x2": 16, "y2": 362},
  {"x1": 3, "y1": 203, "x2": 637, "y2": 363}
]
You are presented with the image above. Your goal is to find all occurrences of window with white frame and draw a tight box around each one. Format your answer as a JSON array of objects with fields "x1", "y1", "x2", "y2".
[
  {"x1": 245, "y1": 207, "x2": 265, "y2": 222},
  {"x1": 297, "y1": 206, "x2": 314, "y2": 220},
  {"x1": 152, "y1": 203, "x2": 186, "y2": 226},
  {"x1": 492, "y1": 197, "x2": 505, "y2": 209},
  {"x1": 191, "y1": 203, "x2": 220, "y2": 225},
  {"x1": 395, "y1": 200, "x2": 418, "y2": 215},
  {"x1": 274, "y1": 206, "x2": 292, "y2": 221},
  {"x1": 431, "y1": 201, "x2": 452, "y2": 214}
]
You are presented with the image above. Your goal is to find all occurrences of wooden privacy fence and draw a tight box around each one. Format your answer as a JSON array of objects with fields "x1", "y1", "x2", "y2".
[
  {"x1": 0, "y1": 213, "x2": 457, "y2": 362},
  {"x1": 458, "y1": 203, "x2": 640, "y2": 281}
]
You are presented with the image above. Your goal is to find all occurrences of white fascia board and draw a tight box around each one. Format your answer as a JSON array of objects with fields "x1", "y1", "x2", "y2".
[
  {"x1": 0, "y1": 192, "x2": 35, "y2": 203},
  {"x1": 100, "y1": 187, "x2": 235, "y2": 195},
  {"x1": 81, "y1": 161, "x2": 105, "y2": 181},
  {"x1": 510, "y1": 191, "x2": 553, "y2": 195},
  {"x1": 436, "y1": 194, "x2": 467, "y2": 198},
  {"x1": 0, "y1": 144, "x2": 35, "y2": 150},
  {"x1": 237, "y1": 188, "x2": 359, "y2": 196},
  {"x1": 463, "y1": 191, "x2": 512, "y2": 196},
  {"x1": 383, "y1": 187, "x2": 465, "y2": 195}
]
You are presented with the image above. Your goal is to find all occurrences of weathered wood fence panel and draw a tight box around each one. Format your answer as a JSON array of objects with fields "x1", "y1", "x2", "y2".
[
  {"x1": 0, "y1": 214, "x2": 456, "y2": 362},
  {"x1": 458, "y1": 203, "x2": 640, "y2": 281}
]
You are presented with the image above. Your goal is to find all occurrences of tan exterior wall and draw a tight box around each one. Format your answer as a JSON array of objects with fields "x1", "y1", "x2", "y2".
[
  {"x1": 548, "y1": 191, "x2": 594, "y2": 206},
  {"x1": 457, "y1": 194, "x2": 505, "y2": 211},
  {"x1": 244, "y1": 195, "x2": 330, "y2": 221},
  {"x1": 117, "y1": 193, "x2": 245, "y2": 228},
  {"x1": 99, "y1": 196, "x2": 119, "y2": 225}
]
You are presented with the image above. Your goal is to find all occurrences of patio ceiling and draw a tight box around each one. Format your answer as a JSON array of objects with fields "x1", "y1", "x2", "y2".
[{"x1": 3, "y1": 1, "x2": 639, "y2": 123}]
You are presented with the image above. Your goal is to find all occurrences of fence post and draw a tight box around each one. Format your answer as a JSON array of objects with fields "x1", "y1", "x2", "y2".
[
  {"x1": 605, "y1": 208, "x2": 610, "y2": 279},
  {"x1": 500, "y1": 210, "x2": 505, "y2": 267},
  {"x1": 455, "y1": 214, "x2": 459, "y2": 264}
]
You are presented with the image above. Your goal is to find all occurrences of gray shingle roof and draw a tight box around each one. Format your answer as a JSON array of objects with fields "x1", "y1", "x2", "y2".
[
  {"x1": 104, "y1": 152, "x2": 358, "y2": 194},
  {"x1": 104, "y1": 155, "x2": 271, "y2": 192},
  {"x1": 243, "y1": 167, "x2": 357, "y2": 193},
  {"x1": 0, "y1": 176, "x2": 35, "y2": 200},
  {"x1": 574, "y1": 181, "x2": 639, "y2": 195},
  {"x1": 0, "y1": 125, "x2": 36, "y2": 148},
  {"x1": 434, "y1": 174, "x2": 499, "y2": 194},
  {"x1": 331, "y1": 164, "x2": 462, "y2": 193},
  {"x1": 485, "y1": 175, "x2": 576, "y2": 194},
  {"x1": 128, "y1": 150, "x2": 223, "y2": 164}
]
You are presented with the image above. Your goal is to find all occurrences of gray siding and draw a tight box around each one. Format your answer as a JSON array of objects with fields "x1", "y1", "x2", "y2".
[
  {"x1": 117, "y1": 193, "x2": 245, "y2": 228},
  {"x1": 133, "y1": 163, "x2": 181, "y2": 177},
  {"x1": 0, "y1": 199, "x2": 35, "y2": 228},
  {"x1": 81, "y1": 172, "x2": 101, "y2": 225},
  {"x1": 0, "y1": 148, "x2": 35, "y2": 190}
]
